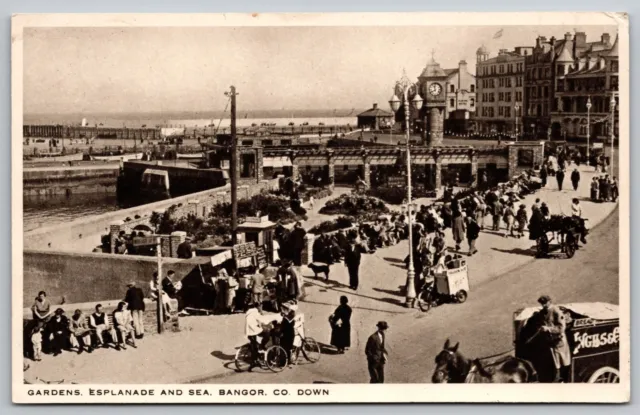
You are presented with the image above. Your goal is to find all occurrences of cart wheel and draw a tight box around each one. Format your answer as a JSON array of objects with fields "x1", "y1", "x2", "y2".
[
  {"x1": 456, "y1": 290, "x2": 468, "y2": 303},
  {"x1": 234, "y1": 344, "x2": 253, "y2": 372},
  {"x1": 418, "y1": 290, "x2": 434, "y2": 312},
  {"x1": 265, "y1": 345, "x2": 289, "y2": 373},
  {"x1": 565, "y1": 235, "x2": 576, "y2": 258},
  {"x1": 301, "y1": 337, "x2": 321, "y2": 363},
  {"x1": 588, "y1": 367, "x2": 619, "y2": 383}
]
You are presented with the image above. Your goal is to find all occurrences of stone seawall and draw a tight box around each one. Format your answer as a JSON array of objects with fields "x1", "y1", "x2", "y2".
[
  {"x1": 22, "y1": 250, "x2": 196, "y2": 308},
  {"x1": 23, "y1": 165, "x2": 120, "y2": 197},
  {"x1": 23, "y1": 177, "x2": 281, "y2": 252}
]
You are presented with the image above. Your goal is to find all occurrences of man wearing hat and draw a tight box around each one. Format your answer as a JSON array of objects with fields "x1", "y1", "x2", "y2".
[
  {"x1": 177, "y1": 236, "x2": 194, "y2": 259},
  {"x1": 344, "y1": 236, "x2": 368, "y2": 291},
  {"x1": 365, "y1": 321, "x2": 389, "y2": 383},
  {"x1": 537, "y1": 295, "x2": 571, "y2": 382},
  {"x1": 124, "y1": 281, "x2": 146, "y2": 339}
]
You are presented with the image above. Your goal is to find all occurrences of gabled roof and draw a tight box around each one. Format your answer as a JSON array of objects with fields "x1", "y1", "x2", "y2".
[
  {"x1": 555, "y1": 39, "x2": 574, "y2": 63},
  {"x1": 357, "y1": 107, "x2": 393, "y2": 118},
  {"x1": 444, "y1": 68, "x2": 459, "y2": 77},
  {"x1": 419, "y1": 57, "x2": 447, "y2": 78}
]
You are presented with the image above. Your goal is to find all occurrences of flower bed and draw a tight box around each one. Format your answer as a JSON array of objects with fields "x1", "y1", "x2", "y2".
[
  {"x1": 308, "y1": 216, "x2": 355, "y2": 235},
  {"x1": 319, "y1": 193, "x2": 390, "y2": 222},
  {"x1": 147, "y1": 192, "x2": 307, "y2": 247},
  {"x1": 367, "y1": 186, "x2": 437, "y2": 205}
]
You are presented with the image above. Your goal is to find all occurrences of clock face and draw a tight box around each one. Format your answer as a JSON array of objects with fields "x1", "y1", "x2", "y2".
[{"x1": 429, "y1": 83, "x2": 442, "y2": 96}]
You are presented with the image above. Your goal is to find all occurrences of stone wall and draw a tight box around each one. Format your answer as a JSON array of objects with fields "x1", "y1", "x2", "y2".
[
  {"x1": 508, "y1": 142, "x2": 545, "y2": 177},
  {"x1": 22, "y1": 250, "x2": 196, "y2": 307}
]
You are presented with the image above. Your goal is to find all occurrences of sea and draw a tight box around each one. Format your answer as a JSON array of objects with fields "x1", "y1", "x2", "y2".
[
  {"x1": 23, "y1": 109, "x2": 361, "y2": 129},
  {"x1": 23, "y1": 109, "x2": 362, "y2": 231}
]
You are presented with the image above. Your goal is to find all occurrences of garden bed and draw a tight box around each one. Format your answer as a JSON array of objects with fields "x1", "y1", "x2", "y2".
[
  {"x1": 319, "y1": 193, "x2": 390, "y2": 222},
  {"x1": 308, "y1": 216, "x2": 355, "y2": 235}
]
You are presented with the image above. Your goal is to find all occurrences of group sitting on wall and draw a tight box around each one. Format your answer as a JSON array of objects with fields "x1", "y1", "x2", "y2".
[{"x1": 24, "y1": 287, "x2": 152, "y2": 362}]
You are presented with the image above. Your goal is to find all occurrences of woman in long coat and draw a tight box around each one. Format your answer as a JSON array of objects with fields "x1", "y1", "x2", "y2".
[
  {"x1": 451, "y1": 210, "x2": 466, "y2": 251},
  {"x1": 329, "y1": 296, "x2": 352, "y2": 353}
]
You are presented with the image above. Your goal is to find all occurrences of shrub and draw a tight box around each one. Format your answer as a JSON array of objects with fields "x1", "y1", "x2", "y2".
[
  {"x1": 308, "y1": 216, "x2": 355, "y2": 234},
  {"x1": 134, "y1": 214, "x2": 141, "y2": 220},
  {"x1": 320, "y1": 193, "x2": 389, "y2": 218}
]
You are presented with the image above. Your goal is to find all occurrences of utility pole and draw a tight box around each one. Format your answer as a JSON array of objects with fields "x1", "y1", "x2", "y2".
[
  {"x1": 155, "y1": 237, "x2": 164, "y2": 334},
  {"x1": 226, "y1": 86, "x2": 239, "y2": 244}
]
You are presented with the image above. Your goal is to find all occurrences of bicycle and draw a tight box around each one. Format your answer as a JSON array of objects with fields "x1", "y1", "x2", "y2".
[
  {"x1": 292, "y1": 335, "x2": 321, "y2": 364},
  {"x1": 235, "y1": 340, "x2": 289, "y2": 373}
]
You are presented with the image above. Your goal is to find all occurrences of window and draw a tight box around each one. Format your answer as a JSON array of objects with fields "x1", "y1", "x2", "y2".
[
  {"x1": 515, "y1": 91, "x2": 522, "y2": 101},
  {"x1": 281, "y1": 139, "x2": 292, "y2": 146},
  {"x1": 450, "y1": 85, "x2": 455, "y2": 93},
  {"x1": 499, "y1": 107, "x2": 504, "y2": 116},
  {"x1": 470, "y1": 98, "x2": 475, "y2": 107},
  {"x1": 610, "y1": 76, "x2": 619, "y2": 91},
  {"x1": 499, "y1": 78, "x2": 504, "y2": 87},
  {"x1": 450, "y1": 98, "x2": 455, "y2": 107},
  {"x1": 505, "y1": 107, "x2": 511, "y2": 118},
  {"x1": 241, "y1": 140, "x2": 254, "y2": 146},
  {"x1": 517, "y1": 150, "x2": 534, "y2": 167},
  {"x1": 543, "y1": 86, "x2": 548, "y2": 98},
  {"x1": 506, "y1": 78, "x2": 512, "y2": 87},
  {"x1": 498, "y1": 92, "x2": 504, "y2": 101},
  {"x1": 505, "y1": 92, "x2": 512, "y2": 102},
  {"x1": 262, "y1": 139, "x2": 273, "y2": 146},
  {"x1": 542, "y1": 103, "x2": 548, "y2": 116},
  {"x1": 611, "y1": 60, "x2": 619, "y2": 72},
  {"x1": 470, "y1": 85, "x2": 475, "y2": 92}
]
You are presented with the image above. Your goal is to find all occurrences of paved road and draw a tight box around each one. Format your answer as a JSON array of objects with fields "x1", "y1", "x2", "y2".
[{"x1": 198, "y1": 207, "x2": 619, "y2": 384}]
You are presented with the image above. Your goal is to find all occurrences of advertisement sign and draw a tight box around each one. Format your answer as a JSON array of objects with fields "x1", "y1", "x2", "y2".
[{"x1": 571, "y1": 322, "x2": 619, "y2": 357}]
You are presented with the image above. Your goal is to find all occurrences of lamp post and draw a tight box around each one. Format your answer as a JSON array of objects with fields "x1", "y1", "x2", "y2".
[
  {"x1": 389, "y1": 73, "x2": 423, "y2": 308},
  {"x1": 610, "y1": 93, "x2": 617, "y2": 176},
  {"x1": 586, "y1": 96, "x2": 592, "y2": 161},
  {"x1": 225, "y1": 86, "x2": 239, "y2": 244},
  {"x1": 514, "y1": 102, "x2": 520, "y2": 142}
]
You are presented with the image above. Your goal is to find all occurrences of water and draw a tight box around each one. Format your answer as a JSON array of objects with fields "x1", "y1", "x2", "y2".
[
  {"x1": 23, "y1": 193, "x2": 121, "y2": 232},
  {"x1": 23, "y1": 110, "x2": 362, "y2": 129}
]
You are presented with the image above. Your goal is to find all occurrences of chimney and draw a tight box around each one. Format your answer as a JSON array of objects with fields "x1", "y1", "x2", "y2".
[
  {"x1": 564, "y1": 32, "x2": 572, "y2": 41},
  {"x1": 601, "y1": 33, "x2": 611, "y2": 45},
  {"x1": 575, "y1": 32, "x2": 587, "y2": 47},
  {"x1": 372, "y1": 103, "x2": 378, "y2": 110},
  {"x1": 550, "y1": 36, "x2": 556, "y2": 46},
  {"x1": 536, "y1": 36, "x2": 542, "y2": 48},
  {"x1": 459, "y1": 60, "x2": 467, "y2": 71}
]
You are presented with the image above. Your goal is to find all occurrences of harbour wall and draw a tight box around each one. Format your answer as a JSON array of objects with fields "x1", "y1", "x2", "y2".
[{"x1": 23, "y1": 164, "x2": 120, "y2": 197}]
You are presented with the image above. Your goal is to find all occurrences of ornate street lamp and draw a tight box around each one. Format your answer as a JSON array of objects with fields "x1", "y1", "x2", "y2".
[
  {"x1": 610, "y1": 93, "x2": 617, "y2": 176},
  {"x1": 586, "y1": 96, "x2": 592, "y2": 160},
  {"x1": 389, "y1": 71, "x2": 423, "y2": 308},
  {"x1": 514, "y1": 102, "x2": 520, "y2": 142}
]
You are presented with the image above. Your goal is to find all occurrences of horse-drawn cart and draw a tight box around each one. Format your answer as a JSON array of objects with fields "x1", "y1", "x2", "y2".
[
  {"x1": 536, "y1": 215, "x2": 587, "y2": 259},
  {"x1": 514, "y1": 302, "x2": 619, "y2": 383}
]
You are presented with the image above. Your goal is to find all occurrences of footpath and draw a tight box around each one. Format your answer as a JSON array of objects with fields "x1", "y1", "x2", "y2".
[{"x1": 24, "y1": 163, "x2": 618, "y2": 384}]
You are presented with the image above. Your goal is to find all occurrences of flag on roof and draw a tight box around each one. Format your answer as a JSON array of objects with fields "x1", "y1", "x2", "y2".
[{"x1": 493, "y1": 29, "x2": 503, "y2": 39}]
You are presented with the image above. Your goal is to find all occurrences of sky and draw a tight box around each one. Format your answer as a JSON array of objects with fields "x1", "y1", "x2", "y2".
[{"x1": 23, "y1": 24, "x2": 617, "y2": 115}]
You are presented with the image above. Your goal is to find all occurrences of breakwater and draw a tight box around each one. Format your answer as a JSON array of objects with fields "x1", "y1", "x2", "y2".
[{"x1": 23, "y1": 163, "x2": 120, "y2": 197}]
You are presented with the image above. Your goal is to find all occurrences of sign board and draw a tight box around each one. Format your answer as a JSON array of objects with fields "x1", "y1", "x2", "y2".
[
  {"x1": 592, "y1": 143, "x2": 604, "y2": 149},
  {"x1": 387, "y1": 176, "x2": 406, "y2": 187},
  {"x1": 256, "y1": 246, "x2": 268, "y2": 270},
  {"x1": 570, "y1": 321, "x2": 619, "y2": 357},
  {"x1": 233, "y1": 242, "x2": 258, "y2": 261},
  {"x1": 161, "y1": 127, "x2": 184, "y2": 137},
  {"x1": 132, "y1": 236, "x2": 159, "y2": 247}
]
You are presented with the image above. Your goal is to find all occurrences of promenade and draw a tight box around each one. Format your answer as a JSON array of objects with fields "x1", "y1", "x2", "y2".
[{"x1": 23, "y1": 163, "x2": 618, "y2": 384}]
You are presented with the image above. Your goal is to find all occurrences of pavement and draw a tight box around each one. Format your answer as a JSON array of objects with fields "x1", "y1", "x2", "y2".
[{"x1": 23, "y1": 163, "x2": 619, "y2": 384}]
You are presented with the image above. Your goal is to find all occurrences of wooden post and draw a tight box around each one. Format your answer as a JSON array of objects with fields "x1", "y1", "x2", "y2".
[
  {"x1": 156, "y1": 238, "x2": 164, "y2": 334},
  {"x1": 229, "y1": 86, "x2": 239, "y2": 244}
]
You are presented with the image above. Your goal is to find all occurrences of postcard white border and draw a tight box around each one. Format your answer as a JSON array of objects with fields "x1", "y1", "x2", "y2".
[{"x1": 11, "y1": 12, "x2": 630, "y2": 404}]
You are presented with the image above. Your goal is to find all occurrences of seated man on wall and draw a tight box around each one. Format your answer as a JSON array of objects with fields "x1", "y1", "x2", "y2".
[{"x1": 89, "y1": 304, "x2": 116, "y2": 348}]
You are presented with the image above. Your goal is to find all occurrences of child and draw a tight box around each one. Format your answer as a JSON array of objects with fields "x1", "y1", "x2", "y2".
[
  {"x1": 516, "y1": 204, "x2": 528, "y2": 239},
  {"x1": 31, "y1": 326, "x2": 43, "y2": 361}
]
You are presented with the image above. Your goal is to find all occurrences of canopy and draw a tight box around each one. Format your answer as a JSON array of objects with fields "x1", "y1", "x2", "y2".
[
  {"x1": 514, "y1": 302, "x2": 618, "y2": 322},
  {"x1": 263, "y1": 156, "x2": 293, "y2": 168}
]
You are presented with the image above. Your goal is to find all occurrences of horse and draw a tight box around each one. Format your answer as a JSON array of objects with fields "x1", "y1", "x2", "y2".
[{"x1": 432, "y1": 339, "x2": 538, "y2": 384}]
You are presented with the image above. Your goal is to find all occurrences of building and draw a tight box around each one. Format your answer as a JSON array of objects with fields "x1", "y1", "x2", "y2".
[
  {"x1": 357, "y1": 103, "x2": 394, "y2": 130},
  {"x1": 523, "y1": 31, "x2": 614, "y2": 139},
  {"x1": 551, "y1": 33, "x2": 618, "y2": 141},
  {"x1": 476, "y1": 45, "x2": 532, "y2": 136}
]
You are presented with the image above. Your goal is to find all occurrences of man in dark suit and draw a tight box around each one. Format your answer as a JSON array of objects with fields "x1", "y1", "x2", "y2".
[
  {"x1": 124, "y1": 281, "x2": 146, "y2": 339},
  {"x1": 365, "y1": 321, "x2": 389, "y2": 383},
  {"x1": 344, "y1": 238, "x2": 367, "y2": 290}
]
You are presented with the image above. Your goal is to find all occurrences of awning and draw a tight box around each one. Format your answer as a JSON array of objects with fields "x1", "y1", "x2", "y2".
[
  {"x1": 263, "y1": 156, "x2": 293, "y2": 168},
  {"x1": 210, "y1": 250, "x2": 233, "y2": 267}
]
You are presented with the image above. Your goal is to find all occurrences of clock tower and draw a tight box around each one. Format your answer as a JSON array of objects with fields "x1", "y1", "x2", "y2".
[{"x1": 418, "y1": 54, "x2": 448, "y2": 146}]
